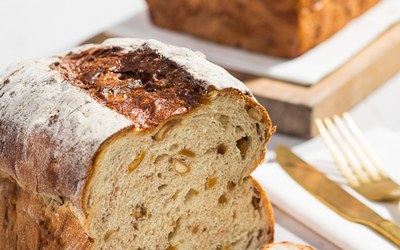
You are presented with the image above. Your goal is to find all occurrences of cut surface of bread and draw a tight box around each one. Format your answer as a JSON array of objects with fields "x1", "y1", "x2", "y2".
[
  {"x1": 0, "y1": 38, "x2": 275, "y2": 249},
  {"x1": 86, "y1": 91, "x2": 273, "y2": 249}
]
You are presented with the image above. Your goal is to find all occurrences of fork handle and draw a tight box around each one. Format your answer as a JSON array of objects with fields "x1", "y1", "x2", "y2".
[{"x1": 365, "y1": 219, "x2": 400, "y2": 247}]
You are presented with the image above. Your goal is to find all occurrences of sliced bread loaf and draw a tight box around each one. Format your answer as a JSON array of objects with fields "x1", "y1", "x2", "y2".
[{"x1": 0, "y1": 38, "x2": 275, "y2": 249}]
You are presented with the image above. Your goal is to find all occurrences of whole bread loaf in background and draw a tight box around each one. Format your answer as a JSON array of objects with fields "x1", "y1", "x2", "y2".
[
  {"x1": 0, "y1": 38, "x2": 276, "y2": 249},
  {"x1": 146, "y1": 0, "x2": 379, "y2": 58}
]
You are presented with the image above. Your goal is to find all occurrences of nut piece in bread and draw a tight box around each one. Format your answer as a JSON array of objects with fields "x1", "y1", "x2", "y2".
[{"x1": 0, "y1": 38, "x2": 275, "y2": 249}]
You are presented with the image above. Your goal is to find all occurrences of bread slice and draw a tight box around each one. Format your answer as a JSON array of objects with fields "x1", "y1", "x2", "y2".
[
  {"x1": 0, "y1": 38, "x2": 275, "y2": 249},
  {"x1": 264, "y1": 242, "x2": 315, "y2": 250}
]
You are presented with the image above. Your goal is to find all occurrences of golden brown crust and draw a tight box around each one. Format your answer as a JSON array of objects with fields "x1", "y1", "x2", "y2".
[
  {"x1": 246, "y1": 95, "x2": 275, "y2": 174},
  {"x1": 52, "y1": 46, "x2": 213, "y2": 130},
  {"x1": 0, "y1": 177, "x2": 93, "y2": 249},
  {"x1": 250, "y1": 177, "x2": 275, "y2": 245},
  {"x1": 146, "y1": 0, "x2": 379, "y2": 58}
]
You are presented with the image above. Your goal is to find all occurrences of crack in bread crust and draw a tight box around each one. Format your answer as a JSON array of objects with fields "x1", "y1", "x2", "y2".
[{"x1": 51, "y1": 46, "x2": 214, "y2": 130}]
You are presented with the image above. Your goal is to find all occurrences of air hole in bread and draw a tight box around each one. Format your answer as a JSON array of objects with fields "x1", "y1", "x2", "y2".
[
  {"x1": 184, "y1": 188, "x2": 199, "y2": 204},
  {"x1": 172, "y1": 189, "x2": 181, "y2": 201},
  {"x1": 255, "y1": 123, "x2": 264, "y2": 141},
  {"x1": 257, "y1": 229, "x2": 264, "y2": 240},
  {"x1": 236, "y1": 136, "x2": 250, "y2": 159},
  {"x1": 217, "y1": 144, "x2": 227, "y2": 155},
  {"x1": 227, "y1": 181, "x2": 236, "y2": 191},
  {"x1": 206, "y1": 176, "x2": 218, "y2": 189},
  {"x1": 218, "y1": 115, "x2": 230, "y2": 128},
  {"x1": 246, "y1": 236, "x2": 254, "y2": 249},
  {"x1": 235, "y1": 125, "x2": 244, "y2": 134},
  {"x1": 154, "y1": 154, "x2": 168, "y2": 164},
  {"x1": 157, "y1": 184, "x2": 168, "y2": 191},
  {"x1": 178, "y1": 149, "x2": 196, "y2": 158},
  {"x1": 218, "y1": 194, "x2": 227, "y2": 204},
  {"x1": 252, "y1": 196, "x2": 261, "y2": 210},
  {"x1": 168, "y1": 218, "x2": 181, "y2": 240}
]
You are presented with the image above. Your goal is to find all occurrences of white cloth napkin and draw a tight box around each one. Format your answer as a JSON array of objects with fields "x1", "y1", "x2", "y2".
[
  {"x1": 252, "y1": 127, "x2": 400, "y2": 250},
  {"x1": 109, "y1": 0, "x2": 400, "y2": 86}
]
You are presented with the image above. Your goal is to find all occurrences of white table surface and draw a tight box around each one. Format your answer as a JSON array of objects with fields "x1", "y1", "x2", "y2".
[{"x1": 1, "y1": 1, "x2": 399, "y2": 249}]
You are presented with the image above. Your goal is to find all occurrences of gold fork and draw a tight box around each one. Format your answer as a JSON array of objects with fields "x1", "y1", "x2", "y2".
[{"x1": 315, "y1": 112, "x2": 400, "y2": 202}]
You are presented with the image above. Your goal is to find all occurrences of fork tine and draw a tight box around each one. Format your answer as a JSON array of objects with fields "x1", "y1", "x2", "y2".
[
  {"x1": 322, "y1": 117, "x2": 371, "y2": 184},
  {"x1": 315, "y1": 118, "x2": 360, "y2": 187},
  {"x1": 343, "y1": 112, "x2": 388, "y2": 178},
  {"x1": 332, "y1": 115, "x2": 381, "y2": 181}
]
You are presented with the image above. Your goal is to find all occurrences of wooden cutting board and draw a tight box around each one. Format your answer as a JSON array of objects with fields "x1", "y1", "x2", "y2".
[{"x1": 83, "y1": 22, "x2": 400, "y2": 138}]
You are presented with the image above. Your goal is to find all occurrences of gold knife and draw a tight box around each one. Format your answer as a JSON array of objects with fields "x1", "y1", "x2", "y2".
[{"x1": 275, "y1": 145, "x2": 400, "y2": 247}]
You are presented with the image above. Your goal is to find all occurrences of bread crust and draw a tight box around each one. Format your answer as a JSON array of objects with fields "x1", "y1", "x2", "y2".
[
  {"x1": 0, "y1": 38, "x2": 274, "y2": 222},
  {"x1": 146, "y1": 0, "x2": 379, "y2": 58},
  {"x1": 250, "y1": 176, "x2": 275, "y2": 244},
  {"x1": 0, "y1": 177, "x2": 92, "y2": 249},
  {"x1": 51, "y1": 46, "x2": 211, "y2": 131}
]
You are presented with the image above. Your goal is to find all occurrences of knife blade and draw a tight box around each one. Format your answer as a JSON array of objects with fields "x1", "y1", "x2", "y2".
[{"x1": 275, "y1": 145, "x2": 400, "y2": 247}]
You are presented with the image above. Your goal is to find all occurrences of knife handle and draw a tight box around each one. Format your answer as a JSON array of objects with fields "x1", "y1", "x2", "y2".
[{"x1": 367, "y1": 219, "x2": 400, "y2": 247}]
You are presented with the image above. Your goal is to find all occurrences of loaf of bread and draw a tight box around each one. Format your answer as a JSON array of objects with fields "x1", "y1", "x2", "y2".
[
  {"x1": 146, "y1": 0, "x2": 379, "y2": 58},
  {"x1": 0, "y1": 38, "x2": 276, "y2": 249}
]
